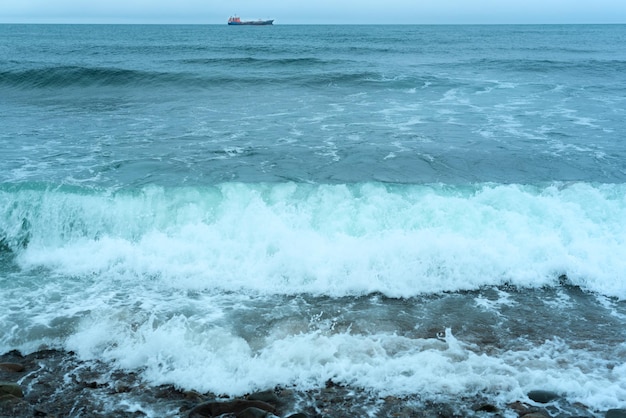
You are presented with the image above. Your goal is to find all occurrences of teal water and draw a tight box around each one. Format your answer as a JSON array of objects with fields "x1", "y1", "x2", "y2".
[
  {"x1": 1, "y1": 24, "x2": 625, "y2": 185},
  {"x1": 1, "y1": 24, "x2": 626, "y2": 413}
]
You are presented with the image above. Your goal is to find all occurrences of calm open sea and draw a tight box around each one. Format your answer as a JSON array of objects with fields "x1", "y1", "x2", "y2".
[{"x1": 1, "y1": 24, "x2": 626, "y2": 414}]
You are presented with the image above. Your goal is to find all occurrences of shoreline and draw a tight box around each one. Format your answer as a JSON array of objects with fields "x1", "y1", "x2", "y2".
[{"x1": 1, "y1": 349, "x2": 621, "y2": 417}]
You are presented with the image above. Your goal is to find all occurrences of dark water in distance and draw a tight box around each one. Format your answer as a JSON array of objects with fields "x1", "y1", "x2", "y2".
[{"x1": 1, "y1": 24, "x2": 626, "y2": 413}]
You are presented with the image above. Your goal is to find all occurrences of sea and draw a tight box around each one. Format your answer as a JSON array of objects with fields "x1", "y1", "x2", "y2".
[{"x1": 1, "y1": 23, "x2": 626, "y2": 415}]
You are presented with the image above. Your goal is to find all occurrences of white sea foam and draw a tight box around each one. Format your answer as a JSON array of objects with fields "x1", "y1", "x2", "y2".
[
  {"x1": 9, "y1": 181, "x2": 626, "y2": 299},
  {"x1": 63, "y1": 315, "x2": 626, "y2": 410}
]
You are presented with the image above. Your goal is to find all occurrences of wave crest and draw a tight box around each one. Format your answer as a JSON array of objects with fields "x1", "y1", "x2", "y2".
[{"x1": 2, "y1": 182, "x2": 625, "y2": 298}]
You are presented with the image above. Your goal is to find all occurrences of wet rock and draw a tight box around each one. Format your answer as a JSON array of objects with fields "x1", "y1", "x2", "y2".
[
  {"x1": 247, "y1": 389, "x2": 279, "y2": 404},
  {"x1": 237, "y1": 407, "x2": 274, "y2": 418},
  {"x1": 155, "y1": 384, "x2": 186, "y2": 400},
  {"x1": 527, "y1": 390, "x2": 560, "y2": 403},
  {"x1": 0, "y1": 363, "x2": 25, "y2": 373},
  {"x1": 391, "y1": 406, "x2": 422, "y2": 417},
  {"x1": 82, "y1": 380, "x2": 103, "y2": 389},
  {"x1": 0, "y1": 382, "x2": 23, "y2": 398},
  {"x1": 113, "y1": 382, "x2": 132, "y2": 393},
  {"x1": 0, "y1": 394, "x2": 20, "y2": 403},
  {"x1": 188, "y1": 399, "x2": 276, "y2": 417},
  {"x1": 508, "y1": 400, "x2": 532, "y2": 415},
  {"x1": 184, "y1": 390, "x2": 206, "y2": 402},
  {"x1": 521, "y1": 413, "x2": 550, "y2": 418},
  {"x1": 324, "y1": 379, "x2": 339, "y2": 388},
  {"x1": 33, "y1": 406, "x2": 51, "y2": 417},
  {"x1": 0, "y1": 395, "x2": 34, "y2": 418},
  {"x1": 556, "y1": 401, "x2": 595, "y2": 417},
  {"x1": 606, "y1": 409, "x2": 626, "y2": 418},
  {"x1": 475, "y1": 403, "x2": 499, "y2": 412},
  {"x1": 507, "y1": 401, "x2": 551, "y2": 417},
  {"x1": 286, "y1": 414, "x2": 309, "y2": 418}
]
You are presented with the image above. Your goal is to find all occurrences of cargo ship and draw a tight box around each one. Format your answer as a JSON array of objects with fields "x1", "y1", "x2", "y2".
[{"x1": 228, "y1": 16, "x2": 274, "y2": 25}]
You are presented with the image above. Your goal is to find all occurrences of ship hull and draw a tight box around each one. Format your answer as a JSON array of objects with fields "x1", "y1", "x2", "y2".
[{"x1": 228, "y1": 20, "x2": 274, "y2": 25}]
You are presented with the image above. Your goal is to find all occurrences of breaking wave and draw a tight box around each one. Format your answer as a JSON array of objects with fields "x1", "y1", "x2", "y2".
[{"x1": 2, "y1": 181, "x2": 625, "y2": 298}]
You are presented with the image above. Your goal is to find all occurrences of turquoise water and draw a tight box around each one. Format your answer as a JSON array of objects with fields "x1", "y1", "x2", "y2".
[
  {"x1": 1, "y1": 24, "x2": 626, "y2": 412},
  {"x1": 2, "y1": 25, "x2": 625, "y2": 185}
]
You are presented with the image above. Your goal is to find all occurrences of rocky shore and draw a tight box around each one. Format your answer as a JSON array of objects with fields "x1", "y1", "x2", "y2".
[{"x1": 1, "y1": 349, "x2": 624, "y2": 418}]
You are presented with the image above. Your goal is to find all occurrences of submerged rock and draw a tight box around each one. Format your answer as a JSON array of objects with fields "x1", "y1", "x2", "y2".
[
  {"x1": 237, "y1": 406, "x2": 275, "y2": 418},
  {"x1": 188, "y1": 399, "x2": 276, "y2": 417},
  {"x1": 0, "y1": 394, "x2": 20, "y2": 403},
  {"x1": 0, "y1": 382, "x2": 23, "y2": 398},
  {"x1": 606, "y1": 409, "x2": 626, "y2": 418},
  {"x1": 474, "y1": 403, "x2": 499, "y2": 412},
  {"x1": 527, "y1": 390, "x2": 560, "y2": 403},
  {"x1": 0, "y1": 363, "x2": 25, "y2": 373}
]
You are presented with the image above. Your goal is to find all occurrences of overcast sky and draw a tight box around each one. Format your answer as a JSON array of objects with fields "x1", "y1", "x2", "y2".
[{"x1": 1, "y1": 0, "x2": 625, "y2": 24}]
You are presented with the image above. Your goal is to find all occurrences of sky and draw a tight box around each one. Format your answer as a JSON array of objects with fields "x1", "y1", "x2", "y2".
[{"x1": 1, "y1": 0, "x2": 625, "y2": 24}]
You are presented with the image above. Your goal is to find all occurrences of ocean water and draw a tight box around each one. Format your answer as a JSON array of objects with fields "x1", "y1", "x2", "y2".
[{"x1": 1, "y1": 24, "x2": 626, "y2": 413}]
